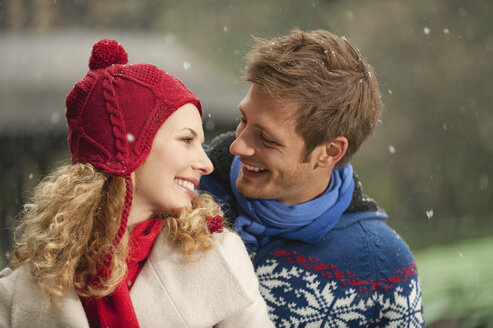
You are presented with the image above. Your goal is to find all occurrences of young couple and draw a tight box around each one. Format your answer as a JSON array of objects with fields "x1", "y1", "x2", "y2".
[{"x1": 0, "y1": 29, "x2": 424, "y2": 327}]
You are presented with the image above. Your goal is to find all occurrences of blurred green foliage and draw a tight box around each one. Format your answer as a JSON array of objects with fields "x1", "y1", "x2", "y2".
[{"x1": 415, "y1": 236, "x2": 493, "y2": 326}]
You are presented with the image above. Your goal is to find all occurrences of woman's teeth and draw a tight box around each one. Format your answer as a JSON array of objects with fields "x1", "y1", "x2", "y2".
[
  {"x1": 244, "y1": 164, "x2": 267, "y2": 172},
  {"x1": 175, "y1": 179, "x2": 195, "y2": 191}
]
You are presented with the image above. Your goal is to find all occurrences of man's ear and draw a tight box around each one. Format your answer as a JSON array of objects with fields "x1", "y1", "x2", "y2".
[{"x1": 316, "y1": 136, "x2": 348, "y2": 167}]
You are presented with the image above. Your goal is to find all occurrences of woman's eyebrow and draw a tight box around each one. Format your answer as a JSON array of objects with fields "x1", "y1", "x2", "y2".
[{"x1": 181, "y1": 127, "x2": 198, "y2": 136}]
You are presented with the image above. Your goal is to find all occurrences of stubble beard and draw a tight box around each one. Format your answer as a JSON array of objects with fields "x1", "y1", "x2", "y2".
[{"x1": 235, "y1": 162, "x2": 311, "y2": 202}]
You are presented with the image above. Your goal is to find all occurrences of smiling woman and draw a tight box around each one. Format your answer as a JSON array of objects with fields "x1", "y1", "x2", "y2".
[{"x1": 0, "y1": 39, "x2": 273, "y2": 328}]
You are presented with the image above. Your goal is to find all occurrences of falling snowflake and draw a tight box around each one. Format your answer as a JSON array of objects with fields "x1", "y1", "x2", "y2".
[
  {"x1": 127, "y1": 133, "x2": 135, "y2": 143},
  {"x1": 423, "y1": 27, "x2": 430, "y2": 35},
  {"x1": 479, "y1": 174, "x2": 489, "y2": 190},
  {"x1": 443, "y1": 28, "x2": 450, "y2": 35},
  {"x1": 425, "y1": 210, "x2": 434, "y2": 219},
  {"x1": 51, "y1": 112, "x2": 61, "y2": 124},
  {"x1": 388, "y1": 145, "x2": 396, "y2": 154},
  {"x1": 183, "y1": 61, "x2": 191, "y2": 70}
]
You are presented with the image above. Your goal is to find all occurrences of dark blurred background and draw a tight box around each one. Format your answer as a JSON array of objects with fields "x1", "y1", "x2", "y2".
[{"x1": 1, "y1": 0, "x2": 492, "y2": 326}]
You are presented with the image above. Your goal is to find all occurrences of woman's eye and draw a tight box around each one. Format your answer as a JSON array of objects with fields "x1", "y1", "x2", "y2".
[{"x1": 181, "y1": 137, "x2": 193, "y2": 144}]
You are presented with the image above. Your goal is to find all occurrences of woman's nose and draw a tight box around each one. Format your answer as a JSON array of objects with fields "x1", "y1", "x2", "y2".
[{"x1": 194, "y1": 148, "x2": 214, "y2": 175}]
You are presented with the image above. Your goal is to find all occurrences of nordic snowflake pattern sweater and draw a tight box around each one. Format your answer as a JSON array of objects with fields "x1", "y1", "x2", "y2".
[{"x1": 201, "y1": 132, "x2": 424, "y2": 328}]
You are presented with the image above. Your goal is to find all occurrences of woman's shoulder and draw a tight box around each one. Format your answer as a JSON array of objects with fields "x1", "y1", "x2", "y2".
[
  {"x1": 0, "y1": 267, "x2": 15, "y2": 328},
  {"x1": 0, "y1": 265, "x2": 88, "y2": 328},
  {"x1": 153, "y1": 228, "x2": 257, "y2": 290},
  {"x1": 0, "y1": 265, "x2": 27, "y2": 297},
  {"x1": 214, "y1": 229, "x2": 252, "y2": 261},
  {"x1": 213, "y1": 229, "x2": 258, "y2": 284},
  {"x1": 137, "y1": 228, "x2": 260, "y2": 326}
]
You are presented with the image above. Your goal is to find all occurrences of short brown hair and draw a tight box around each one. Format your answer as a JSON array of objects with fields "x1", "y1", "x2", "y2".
[{"x1": 244, "y1": 29, "x2": 382, "y2": 167}]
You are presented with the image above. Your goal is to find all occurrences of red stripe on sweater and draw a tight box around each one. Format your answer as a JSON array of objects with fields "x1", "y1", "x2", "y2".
[{"x1": 271, "y1": 248, "x2": 418, "y2": 293}]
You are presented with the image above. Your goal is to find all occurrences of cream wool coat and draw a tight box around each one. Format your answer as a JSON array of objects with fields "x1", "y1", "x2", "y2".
[{"x1": 0, "y1": 229, "x2": 274, "y2": 328}]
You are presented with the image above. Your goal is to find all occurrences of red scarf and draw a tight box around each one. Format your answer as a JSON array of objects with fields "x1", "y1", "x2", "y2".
[{"x1": 81, "y1": 218, "x2": 164, "y2": 328}]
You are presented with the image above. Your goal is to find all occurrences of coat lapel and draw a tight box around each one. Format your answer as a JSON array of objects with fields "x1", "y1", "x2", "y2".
[{"x1": 131, "y1": 230, "x2": 254, "y2": 328}]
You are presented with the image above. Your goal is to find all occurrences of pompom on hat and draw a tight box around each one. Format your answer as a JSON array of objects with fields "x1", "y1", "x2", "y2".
[{"x1": 65, "y1": 39, "x2": 201, "y2": 279}]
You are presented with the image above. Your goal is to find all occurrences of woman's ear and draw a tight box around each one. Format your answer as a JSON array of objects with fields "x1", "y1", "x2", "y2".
[{"x1": 316, "y1": 136, "x2": 349, "y2": 167}]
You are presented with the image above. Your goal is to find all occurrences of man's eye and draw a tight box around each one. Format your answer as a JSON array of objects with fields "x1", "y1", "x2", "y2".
[{"x1": 260, "y1": 134, "x2": 276, "y2": 144}]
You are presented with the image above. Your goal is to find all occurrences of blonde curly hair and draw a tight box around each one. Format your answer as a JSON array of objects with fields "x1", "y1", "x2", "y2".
[{"x1": 10, "y1": 163, "x2": 223, "y2": 304}]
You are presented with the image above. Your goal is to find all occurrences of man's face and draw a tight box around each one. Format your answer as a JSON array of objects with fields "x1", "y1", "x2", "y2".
[{"x1": 230, "y1": 84, "x2": 330, "y2": 205}]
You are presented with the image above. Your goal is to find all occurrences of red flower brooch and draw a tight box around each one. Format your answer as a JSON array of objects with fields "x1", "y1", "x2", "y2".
[{"x1": 207, "y1": 215, "x2": 225, "y2": 234}]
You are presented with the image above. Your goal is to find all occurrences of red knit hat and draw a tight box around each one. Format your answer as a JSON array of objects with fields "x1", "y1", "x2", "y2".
[
  {"x1": 65, "y1": 39, "x2": 201, "y2": 277},
  {"x1": 66, "y1": 39, "x2": 201, "y2": 176}
]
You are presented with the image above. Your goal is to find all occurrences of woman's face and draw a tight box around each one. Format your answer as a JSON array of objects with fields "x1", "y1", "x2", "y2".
[{"x1": 132, "y1": 104, "x2": 213, "y2": 217}]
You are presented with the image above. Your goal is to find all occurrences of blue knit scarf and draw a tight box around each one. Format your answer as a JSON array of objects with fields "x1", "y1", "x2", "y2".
[{"x1": 230, "y1": 156, "x2": 355, "y2": 251}]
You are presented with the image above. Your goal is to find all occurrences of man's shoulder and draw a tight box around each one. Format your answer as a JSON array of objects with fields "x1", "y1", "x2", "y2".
[
  {"x1": 256, "y1": 217, "x2": 416, "y2": 281},
  {"x1": 253, "y1": 219, "x2": 423, "y2": 327}
]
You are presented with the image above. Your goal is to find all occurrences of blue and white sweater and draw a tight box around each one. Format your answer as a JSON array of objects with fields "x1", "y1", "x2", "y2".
[{"x1": 201, "y1": 132, "x2": 424, "y2": 328}]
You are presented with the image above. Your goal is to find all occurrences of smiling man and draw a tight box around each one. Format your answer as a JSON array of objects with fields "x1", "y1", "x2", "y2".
[{"x1": 201, "y1": 29, "x2": 424, "y2": 327}]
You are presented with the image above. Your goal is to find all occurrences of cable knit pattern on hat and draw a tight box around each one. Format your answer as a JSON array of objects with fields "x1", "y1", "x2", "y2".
[{"x1": 101, "y1": 71, "x2": 128, "y2": 170}]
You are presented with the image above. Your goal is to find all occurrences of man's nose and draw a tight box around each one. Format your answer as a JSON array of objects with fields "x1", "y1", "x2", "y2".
[{"x1": 230, "y1": 130, "x2": 255, "y2": 157}]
